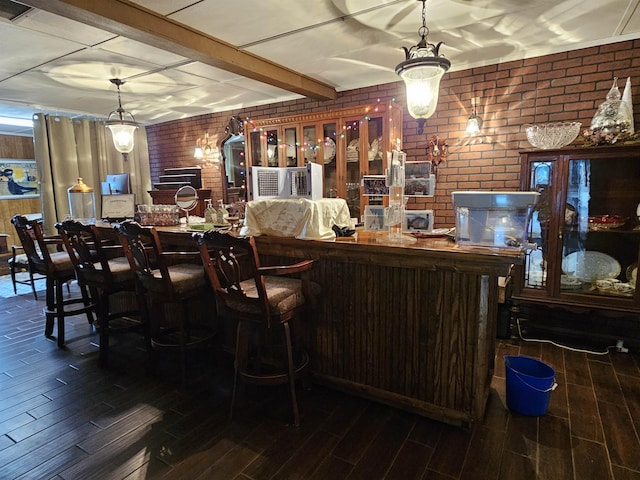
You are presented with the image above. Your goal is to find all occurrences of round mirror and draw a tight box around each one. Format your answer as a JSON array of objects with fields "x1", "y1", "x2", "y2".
[{"x1": 175, "y1": 185, "x2": 198, "y2": 224}]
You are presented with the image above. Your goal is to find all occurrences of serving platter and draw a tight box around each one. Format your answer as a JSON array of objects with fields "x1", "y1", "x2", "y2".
[{"x1": 561, "y1": 251, "x2": 621, "y2": 283}]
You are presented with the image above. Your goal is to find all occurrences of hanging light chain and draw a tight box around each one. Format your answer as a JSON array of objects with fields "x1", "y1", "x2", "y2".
[{"x1": 418, "y1": 0, "x2": 429, "y2": 40}]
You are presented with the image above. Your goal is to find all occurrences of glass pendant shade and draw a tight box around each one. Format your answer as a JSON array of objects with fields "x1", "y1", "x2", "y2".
[
  {"x1": 106, "y1": 118, "x2": 137, "y2": 153},
  {"x1": 466, "y1": 115, "x2": 481, "y2": 135},
  {"x1": 397, "y1": 60, "x2": 447, "y2": 121}
]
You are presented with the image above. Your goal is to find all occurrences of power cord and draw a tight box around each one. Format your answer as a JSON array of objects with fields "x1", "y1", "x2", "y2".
[{"x1": 515, "y1": 318, "x2": 620, "y2": 356}]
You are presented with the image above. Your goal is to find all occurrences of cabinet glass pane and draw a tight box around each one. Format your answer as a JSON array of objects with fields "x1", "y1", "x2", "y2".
[
  {"x1": 561, "y1": 157, "x2": 639, "y2": 298},
  {"x1": 345, "y1": 119, "x2": 361, "y2": 221},
  {"x1": 322, "y1": 123, "x2": 337, "y2": 198},
  {"x1": 302, "y1": 125, "x2": 317, "y2": 164},
  {"x1": 284, "y1": 127, "x2": 297, "y2": 166},
  {"x1": 367, "y1": 116, "x2": 384, "y2": 175},
  {"x1": 524, "y1": 161, "x2": 553, "y2": 290},
  {"x1": 266, "y1": 129, "x2": 278, "y2": 167},
  {"x1": 249, "y1": 131, "x2": 262, "y2": 167}
]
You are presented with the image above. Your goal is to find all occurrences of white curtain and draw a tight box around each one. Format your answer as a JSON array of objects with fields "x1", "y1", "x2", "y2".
[{"x1": 33, "y1": 114, "x2": 151, "y2": 234}]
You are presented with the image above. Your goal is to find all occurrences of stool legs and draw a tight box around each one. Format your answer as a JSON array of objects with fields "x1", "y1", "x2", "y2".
[
  {"x1": 230, "y1": 320, "x2": 303, "y2": 427},
  {"x1": 43, "y1": 277, "x2": 95, "y2": 348},
  {"x1": 283, "y1": 322, "x2": 300, "y2": 427}
]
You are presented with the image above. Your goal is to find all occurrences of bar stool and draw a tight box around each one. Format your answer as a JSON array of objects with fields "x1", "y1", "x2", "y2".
[
  {"x1": 56, "y1": 219, "x2": 148, "y2": 367},
  {"x1": 8, "y1": 244, "x2": 46, "y2": 298},
  {"x1": 115, "y1": 220, "x2": 216, "y2": 386},
  {"x1": 196, "y1": 230, "x2": 319, "y2": 426},
  {"x1": 11, "y1": 215, "x2": 95, "y2": 347}
]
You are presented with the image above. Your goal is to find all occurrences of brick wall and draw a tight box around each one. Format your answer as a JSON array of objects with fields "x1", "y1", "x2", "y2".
[{"x1": 146, "y1": 39, "x2": 640, "y2": 227}]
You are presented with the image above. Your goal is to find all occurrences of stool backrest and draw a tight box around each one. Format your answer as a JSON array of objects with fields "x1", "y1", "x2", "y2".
[
  {"x1": 11, "y1": 215, "x2": 50, "y2": 273},
  {"x1": 113, "y1": 220, "x2": 158, "y2": 278},
  {"x1": 197, "y1": 230, "x2": 269, "y2": 321},
  {"x1": 56, "y1": 220, "x2": 125, "y2": 285}
]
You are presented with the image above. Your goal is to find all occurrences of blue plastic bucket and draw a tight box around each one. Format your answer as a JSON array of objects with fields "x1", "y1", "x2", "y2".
[{"x1": 504, "y1": 355, "x2": 557, "y2": 416}]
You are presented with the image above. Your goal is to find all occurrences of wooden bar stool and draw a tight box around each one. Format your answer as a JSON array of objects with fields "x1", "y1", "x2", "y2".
[
  {"x1": 11, "y1": 215, "x2": 95, "y2": 347},
  {"x1": 197, "y1": 230, "x2": 319, "y2": 426},
  {"x1": 115, "y1": 220, "x2": 216, "y2": 387},
  {"x1": 56, "y1": 219, "x2": 149, "y2": 367}
]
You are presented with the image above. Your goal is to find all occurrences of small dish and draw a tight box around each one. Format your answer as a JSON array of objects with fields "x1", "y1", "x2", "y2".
[
  {"x1": 323, "y1": 137, "x2": 336, "y2": 164},
  {"x1": 626, "y1": 263, "x2": 637, "y2": 286},
  {"x1": 588, "y1": 215, "x2": 626, "y2": 230}
]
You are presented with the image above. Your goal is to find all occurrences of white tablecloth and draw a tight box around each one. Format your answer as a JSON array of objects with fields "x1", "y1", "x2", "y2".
[{"x1": 240, "y1": 198, "x2": 352, "y2": 240}]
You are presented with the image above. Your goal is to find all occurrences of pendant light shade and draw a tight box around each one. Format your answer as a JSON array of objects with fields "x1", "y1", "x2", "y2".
[
  {"x1": 105, "y1": 78, "x2": 138, "y2": 155},
  {"x1": 396, "y1": 0, "x2": 450, "y2": 135},
  {"x1": 465, "y1": 96, "x2": 482, "y2": 135}
]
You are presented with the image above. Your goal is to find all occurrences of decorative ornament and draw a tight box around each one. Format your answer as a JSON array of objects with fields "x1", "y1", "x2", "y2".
[
  {"x1": 621, "y1": 76, "x2": 634, "y2": 134},
  {"x1": 587, "y1": 77, "x2": 633, "y2": 145},
  {"x1": 427, "y1": 135, "x2": 447, "y2": 165}
]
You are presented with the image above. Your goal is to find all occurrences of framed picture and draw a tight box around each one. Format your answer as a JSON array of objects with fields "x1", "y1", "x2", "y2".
[
  {"x1": 403, "y1": 209, "x2": 434, "y2": 233},
  {"x1": 404, "y1": 161, "x2": 435, "y2": 196},
  {"x1": 0, "y1": 159, "x2": 39, "y2": 199},
  {"x1": 362, "y1": 175, "x2": 389, "y2": 196},
  {"x1": 101, "y1": 193, "x2": 136, "y2": 220},
  {"x1": 364, "y1": 205, "x2": 386, "y2": 231}
]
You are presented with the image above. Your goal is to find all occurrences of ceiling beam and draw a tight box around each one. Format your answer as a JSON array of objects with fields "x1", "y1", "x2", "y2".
[{"x1": 19, "y1": 0, "x2": 337, "y2": 101}]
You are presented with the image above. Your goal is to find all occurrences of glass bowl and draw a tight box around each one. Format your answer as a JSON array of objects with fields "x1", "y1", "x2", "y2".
[{"x1": 525, "y1": 122, "x2": 582, "y2": 149}]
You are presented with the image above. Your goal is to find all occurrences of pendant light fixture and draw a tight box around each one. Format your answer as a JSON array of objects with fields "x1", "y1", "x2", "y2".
[
  {"x1": 395, "y1": 0, "x2": 450, "y2": 135},
  {"x1": 466, "y1": 96, "x2": 482, "y2": 135},
  {"x1": 105, "y1": 78, "x2": 138, "y2": 159}
]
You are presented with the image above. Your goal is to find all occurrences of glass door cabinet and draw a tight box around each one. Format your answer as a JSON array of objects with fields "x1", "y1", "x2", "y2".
[
  {"x1": 244, "y1": 103, "x2": 402, "y2": 222},
  {"x1": 513, "y1": 145, "x2": 640, "y2": 315}
]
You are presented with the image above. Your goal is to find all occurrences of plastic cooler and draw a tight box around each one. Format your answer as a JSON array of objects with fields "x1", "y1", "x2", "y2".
[{"x1": 452, "y1": 191, "x2": 540, "y2": 248}]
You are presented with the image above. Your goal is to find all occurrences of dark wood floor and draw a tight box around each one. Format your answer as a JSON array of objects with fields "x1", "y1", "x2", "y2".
[{"x1": 0, "y1": 279, "x2": 639, "y2": 480}]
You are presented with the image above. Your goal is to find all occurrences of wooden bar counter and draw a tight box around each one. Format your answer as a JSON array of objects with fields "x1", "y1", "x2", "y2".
[{"x1": 153, "y1": 226, "x2": 523, "y2": 426}]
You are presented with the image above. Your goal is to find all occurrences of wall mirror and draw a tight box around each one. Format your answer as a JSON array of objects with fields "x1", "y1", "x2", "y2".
[
  {"x1": 175, "y1": 185, "x2": 198, "y2": 225},
  {"x1": 221, "y1": 116, "x2": 246, "y2": 204}
]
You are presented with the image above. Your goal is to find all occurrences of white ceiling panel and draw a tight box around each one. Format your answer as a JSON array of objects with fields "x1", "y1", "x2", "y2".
[
  {"x1": 10, "y1": 9, "x2": 115, "y2": 45},
  {"x1": 0, "y1": 0, "x2": 639, "y2": 137}
]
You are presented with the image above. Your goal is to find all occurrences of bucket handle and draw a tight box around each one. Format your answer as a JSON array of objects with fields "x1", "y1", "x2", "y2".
[{"x1": 513, "y1": 372, "x2": 558, "y2": 393}]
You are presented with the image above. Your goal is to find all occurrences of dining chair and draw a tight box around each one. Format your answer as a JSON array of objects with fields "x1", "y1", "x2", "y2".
[
  {"x1": 196, "y1": 230, "x2": 319, "y2": 426},
  {"x1": 10, "y1": 215, "x2": 95, "y2": 347},
  {"x1": 56, "y1": 219, "x2": 149, "y2": 367},
  {"x1": 114, "y1": 220, "x2": 216, "y2": 386}
]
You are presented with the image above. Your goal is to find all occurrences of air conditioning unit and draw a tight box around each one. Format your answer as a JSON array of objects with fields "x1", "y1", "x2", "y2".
[{"x1": 249, "y1": 163, "x2": 323, "y2": 201}]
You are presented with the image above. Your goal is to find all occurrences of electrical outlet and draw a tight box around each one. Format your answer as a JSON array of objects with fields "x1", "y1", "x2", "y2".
[{"x1": 616, "y1": 339, "x2": 629, "y2": 353}]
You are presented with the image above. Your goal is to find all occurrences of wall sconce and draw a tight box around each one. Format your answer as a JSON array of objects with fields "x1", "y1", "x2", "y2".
[
  {"x1": 427, "y1": 135, "x2": 447, "y2": 166},
  {"x1": 395, "y1": 0, "x2": 451, "y2": 135},
  {"x1": 466, "y1": 96, "x2": 482, "y2": 135},
  {"x1": 194, "y1": 132, "x2": 215, "y2": 159},
  {"x1": 105, "y1": 78, "x2": 138, "y2": 159}
]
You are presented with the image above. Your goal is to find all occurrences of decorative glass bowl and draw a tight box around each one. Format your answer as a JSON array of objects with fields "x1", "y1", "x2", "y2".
[{"x1": 525, "y1": 122, "x2": 582, "y2": 149}]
